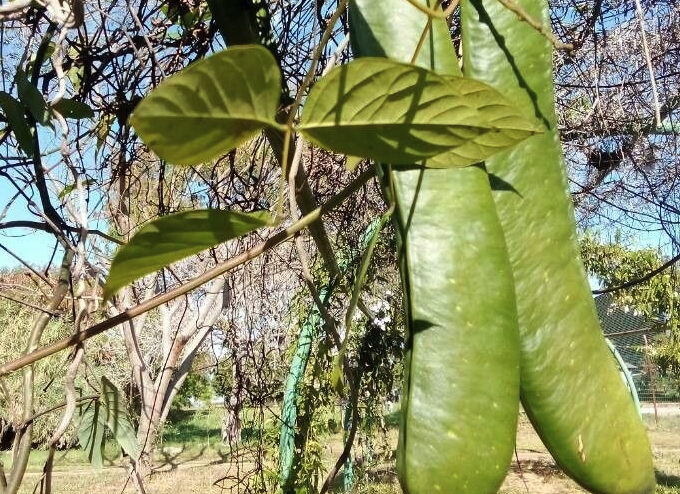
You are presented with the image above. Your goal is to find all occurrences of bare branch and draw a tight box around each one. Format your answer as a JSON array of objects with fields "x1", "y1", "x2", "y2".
[{"x1": 0, "y1": 168, "x2": 374, "y2": 378}]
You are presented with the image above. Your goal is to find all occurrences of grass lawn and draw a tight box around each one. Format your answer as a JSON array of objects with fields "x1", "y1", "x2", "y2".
[
  {"x1": 0, "y1": 406, "x2": 228, "y2": 472},
  {"x1": 2, "y1": 407, "x2": 680, "y2": 494}
]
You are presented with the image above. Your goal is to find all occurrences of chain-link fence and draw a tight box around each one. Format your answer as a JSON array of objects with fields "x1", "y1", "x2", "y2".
[{"x1": 596, "y1": 294, "x2": 678, "y2": 405}]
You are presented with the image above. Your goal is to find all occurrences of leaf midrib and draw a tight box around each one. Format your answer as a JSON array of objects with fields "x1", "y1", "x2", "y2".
[
  {"x1": 134, "y1": 113, "x2": 275, "y2": 125},
  {"x1": 299, "y1": 121, "x2": 536, "y2": 131}
]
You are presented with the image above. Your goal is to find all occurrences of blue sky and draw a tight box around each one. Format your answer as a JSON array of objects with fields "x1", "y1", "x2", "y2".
[
  {"x1": 0, "y1": 122, "x2": 75, "y2": 270},
  {"x1": 0, "y1": 178, "x2": 64, "y2": 270}
]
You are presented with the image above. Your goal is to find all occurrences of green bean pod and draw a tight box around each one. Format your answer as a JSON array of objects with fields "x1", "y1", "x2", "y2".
[
  {"x1": 350, "y1": 1, "x2": 520, "y2": 492},
  {"x1": 460, "y1": 1, "x2": 656, "y2": 493}
]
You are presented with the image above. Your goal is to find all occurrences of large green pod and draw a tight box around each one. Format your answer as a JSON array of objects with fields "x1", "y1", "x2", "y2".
[
  {"x1": 350, "y1": 1, "x2": 520, "y2": 493},
  {"x1": 460, "y1": 1, "x2": 656, "y2": 493}
]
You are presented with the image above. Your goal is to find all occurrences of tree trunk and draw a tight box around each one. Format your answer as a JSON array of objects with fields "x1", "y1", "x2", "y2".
[{"x1": 130, "y1": 405, "x2": 162, "y2": 494}]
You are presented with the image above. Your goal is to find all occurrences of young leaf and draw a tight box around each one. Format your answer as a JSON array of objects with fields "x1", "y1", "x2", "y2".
[
  {"x1": 130, "y1": 45, "x2": 281, "y2": 166},
  {"x1": 52, "y1": 98, "x2": 95, "y2": 120},
  {"x1": 100, "y1": 377, "x2": 139, "y2": 458},
  {"x1": 77, "y1": 399, "x2": 107, "y2": 469},
  {"x1": 0, "y1": 92, "x2": 33, "y2": 156},
  {"x1": 68, "y1": 65, "x2": 85, "y2": 93},
  {"x1": 299, "y1": 58, "x2": 540, "y2": 165},
  {"x1": 104, "y1": 209, "x2": 272, "y2": 298},
  {"x1": 94, "y1": 114, "x2": 114, "y2": 157},
  {"x1": 16, "y1": 70, "x2": 51, "y2": 126},
  {"x1": 58, "y1": 178, "x2": 97, "y2": 199}
]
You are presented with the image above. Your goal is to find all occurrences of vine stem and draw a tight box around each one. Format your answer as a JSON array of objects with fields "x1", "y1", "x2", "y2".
[
  {"x1": 288, "y1": 137, "x2": 342, "y2": 347},
  {"x1": 404, "y1": 0, "x2": 448, "y2": 18},
  {"x1": 285, "y1": 31, "x2": 353, "y2": 349},
  {"x1": 3, "y1": 251, "x2": 73, "y2": 494},
  {"x1": 319, "y1": 375, "x2": 360, "y2": 494},
  {"x1": 410, "y1": 0, "x2": 449, "y2": 64},
  {"x1": 18, "y1": 395, "x2": 99, "y2": 429},
  {"x1": 0, "y1": 168, "x2": 374, "y2": 378},
  {"x1": 286, "y1": 0, "x2": 349, "y2": 128}
]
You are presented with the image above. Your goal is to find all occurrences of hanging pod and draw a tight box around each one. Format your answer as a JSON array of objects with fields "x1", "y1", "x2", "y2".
[
  {"x1": 349, "y1": 1, "x2": 520, "y2": 493},
  {"x1": 460, "y1": 0, "x2": 656, "y2": 493}
]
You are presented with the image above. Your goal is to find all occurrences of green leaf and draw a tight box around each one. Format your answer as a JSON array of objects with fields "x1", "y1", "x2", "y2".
[
  {"x1": 52, "y1": 98, "x2": 95, "y2": 119},
  {"x1": 100, "y1": 377, "x2": 139, "y2": 458},
  {"x1": 94, "y1": 113, "x2": 114, "y2": 157},
  {"x1": 181, "y1": 8, "x2": 199, "y2": 28},
  {"x1": 16, "y1": 71, "x2": 51, "y2": 126},
  {"x1": 0, "y1": 91, "x2": 33, "y2": 157},
  {"x1": 77, "y1": 399, "x2": 106, "y2": 469},
  {"x1": 58, "y1": 178, "x2": 97, "y2": 199},
  {"x1": 67, "y1": 65, "x2": 85, "y2": 93},
  {"x1": 130, "y1": 45, "x2": 281, "y2": 166},
  {"x1": 345, "y1": 156, "x2": 363, "y2": 171},
  {"x1": 25, "y1": 42, "x2": 55, "y2": 75},
  {"x1": 424, "y1": 76, "x2": 546, "y2": 167},
  {"x1": 104, "y1": 209, "x2": 272, "y2": 298},
  {"x1": 78, "y1": 379, "x2": 139, "y2": 467},
  {"x1": 299, "y1": 58, "x2": 541, "y2": 165}
]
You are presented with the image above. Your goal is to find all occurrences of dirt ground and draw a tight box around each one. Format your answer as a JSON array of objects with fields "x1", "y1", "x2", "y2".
[
  {"x1": 333, "y1": 411, "x2": 680, "y2": 494},
  {"x1": 11, "y1": 410, "x2": 680, "y2": 494},
  {"x1": 498, "y1": 412, "x2": 680, "y2": 494}
]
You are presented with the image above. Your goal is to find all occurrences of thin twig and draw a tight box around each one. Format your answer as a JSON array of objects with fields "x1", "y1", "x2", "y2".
[
  {"x1": 125, "y1": 0, "x2": 166, "y2": 78},
  {"x1": 0, "y1": 168, "x2": 374, "y2": 378},
  {"x1": 514, "y1": 445, "x2": 531, "y2": 494},
  {"x1": 633, "y1": 0, "x2": 662, "y2": 128},
  {"x1": 288, "y1": 136, "x2": 340, "y2": 348},
  {"x1": 0, "y1": 243, "x2": 54, "y2": 288},
  {"x1": 319, "y1": 376, "x2": 360, "y2": 494},
  {"x1": 3, "y1": 251, "x2": 73, "y2": 494},
  {"x1": 0, "y1": 220, "x2": 123, "y2": 245},
  {"x1": 403, "y1": 0, "x2": 448, "y2": 19},
  {"x1": 43, "y1": 295, "x2": 87, "y2": 494},
  {"x1": 20, "y1": 394, "x2": 98, "y2": 430},
  {"x1": 0, "y1": 292, "x2": 61, "y2": 316},
  {"x1": 286, "y1": 0, "x2": 349, "y2": 126},
  {"x1": 592, "y1": 251, "x2": 680, "y2": 295},
  {"x1": 408, "y1": 0, "x2": 461, "y2": 65}
]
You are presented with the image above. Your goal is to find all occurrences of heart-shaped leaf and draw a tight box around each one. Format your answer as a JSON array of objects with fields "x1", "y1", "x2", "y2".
[
  {"x1": 104, "y1": 209, "x2": 271, "y2": 298},
  {"x1": 130, "y1": 45, "x2": 281, "y2": 165},
  {"x1": 299, "y1": 58, "x2": 541, "y2": 165}
]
